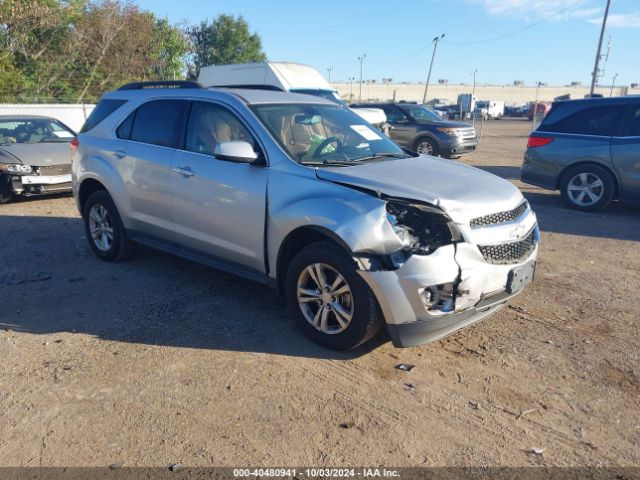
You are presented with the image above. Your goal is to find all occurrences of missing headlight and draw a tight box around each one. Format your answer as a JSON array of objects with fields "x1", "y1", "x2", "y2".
[{"x1": 386, "y1": 200, "x2": 462, "y2": 255}]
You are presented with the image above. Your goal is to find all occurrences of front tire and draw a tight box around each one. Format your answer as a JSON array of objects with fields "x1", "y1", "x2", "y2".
[
  {"x1": 83, "y1": 190, "x2": 134, "y2": 261},
  {"x1": 285, "y1": 242, "x2": 383, "y2": 350},
  {"x1": 412, "y1": 137, "x2": 439, "y2": 157},
  {"x1": 560, "y1": 164, "x2": 615, "y2": 212},
  {"x1": 0, "y1": 174, "x2": 13, "y2": 204}
]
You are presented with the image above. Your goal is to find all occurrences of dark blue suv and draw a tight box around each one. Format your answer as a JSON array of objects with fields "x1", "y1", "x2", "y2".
[
  {"x1": 351, "y1": 102, "x2": 477, "y2": 159},
  {"x1": 522, "y1": 96, "x2": 640, "y2": 211}
]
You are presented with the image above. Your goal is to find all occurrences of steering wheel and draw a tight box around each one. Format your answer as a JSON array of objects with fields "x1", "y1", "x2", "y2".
[{"x1": 310, "y1": 136, "x2": 344, "y2": 159}]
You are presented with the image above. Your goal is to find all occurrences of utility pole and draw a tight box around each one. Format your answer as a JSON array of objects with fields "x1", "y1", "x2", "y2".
[
  {"x1": 472, "y1": 69, "x2": 478, "y2": 97},
  {"x1": 610, "y1": 73, "x2": 618, "y2": 96},
  {"x1": 422, "y1": 34, "x2": 445, "y2": 104},
  {"x1": 358, "y1": 55, "x2": 366, "y2": 102},
  {"x1": 327, "y1": 66, "x2": 333, "y2": 83},
  {"x1": 590, "y1": 0, "x2": 611, "y2": 96}
]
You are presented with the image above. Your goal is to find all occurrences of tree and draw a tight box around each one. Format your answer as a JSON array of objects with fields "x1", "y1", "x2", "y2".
[
  {"x1": 151, "y1": 18, "x2": 189, "y2": 81},
  {"x1": 186, "y1": 14, "x2": 266, "y2": 79}
]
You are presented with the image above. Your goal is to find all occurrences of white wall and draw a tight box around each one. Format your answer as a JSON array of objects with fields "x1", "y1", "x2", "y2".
[
  {"x1": 333, "y1": 83, "x2": 640, "y2": 105},
  {"x1": 0, "y1": 104, "x2": 95, "y2": 132}
]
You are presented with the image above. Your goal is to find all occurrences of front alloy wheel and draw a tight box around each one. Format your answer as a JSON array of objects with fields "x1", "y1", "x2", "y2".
[
  {"x1": 297, "y1": 263, "x2": 354, "y2": 334},
  {"x1": 285, "y1": 242, "x2": 382, "y2": 350},
  {"x1": 416, "y1": 139, "x2": 436, "y2": 156}
]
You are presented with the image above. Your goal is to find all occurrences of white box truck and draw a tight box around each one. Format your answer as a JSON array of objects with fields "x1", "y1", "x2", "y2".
[
  {"x1": 473, "y1": 100, "x2": 505, "y2": 120},
  {"x1": 198, "y1": 62, "x2": 387, "y2": 128}
]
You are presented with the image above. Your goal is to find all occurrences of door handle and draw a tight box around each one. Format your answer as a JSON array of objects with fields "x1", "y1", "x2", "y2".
[
  {"x1": 111, "y1": 150, "x2": 126, "y2": 159},
  {"x1": 173, "y1": 166, "x2": 194, "y2": 177}
]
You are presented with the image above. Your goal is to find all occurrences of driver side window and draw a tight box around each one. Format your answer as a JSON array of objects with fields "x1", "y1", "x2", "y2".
[
  {"x1": 186, "y1": 101, "x2": 256, "y2": 156},
  {"x1": 384, "y1": 107, "x2": 409, "y2": 123}
]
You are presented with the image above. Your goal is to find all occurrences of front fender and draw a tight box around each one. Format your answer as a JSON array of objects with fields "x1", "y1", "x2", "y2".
[{"x1": 266, "y1": 170, "x2": 404, "y2": 277}]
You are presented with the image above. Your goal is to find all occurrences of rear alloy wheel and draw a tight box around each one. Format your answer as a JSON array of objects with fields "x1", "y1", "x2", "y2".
[
  {"x1": 83, "y1": 190, "x2": 135, "y2": 261},
  {"x1": 560, "y1": 164, "x2": 615, "y2": 212},
  {"x1": 413, "y1": 137, "x2": 438, "y2": 157},
  {"x1": 285, "y1": 242, "x2": 382, "y2": 350}
]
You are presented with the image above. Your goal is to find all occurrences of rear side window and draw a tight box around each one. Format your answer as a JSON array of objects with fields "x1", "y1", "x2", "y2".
[
  {"x1": 539, "y1": 104, "x2": 623, "y2": 136},
  {"x1": 129, "y1": 100, "x2": 188, "y2": 148},
  {"x1": 619, "y1": 105, "x2": 640, "y2": 137},
  {"x1": 80, "y1": 99, "x2": 127, "y2": 133}
]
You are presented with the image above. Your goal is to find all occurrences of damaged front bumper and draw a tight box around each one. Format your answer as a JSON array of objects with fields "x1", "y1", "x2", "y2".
[
  {"x1": 1, "y1": 167, "x2": 72, "y2": 196},
  {"x1": 358, "y1": 227, "x2": 539, "y2": 348}
]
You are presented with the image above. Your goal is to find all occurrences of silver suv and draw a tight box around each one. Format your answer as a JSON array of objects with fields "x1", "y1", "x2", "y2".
[{"x1": 72, "y1": 81, "x2": 539, "y2": 350}]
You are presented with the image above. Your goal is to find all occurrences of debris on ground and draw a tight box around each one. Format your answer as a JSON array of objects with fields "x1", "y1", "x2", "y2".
[
  {"x1": 395, "y1": 364, "x2": 415, "y2": 372},
  {"x1": 168, "y1": 463, "x2": 181, "y2": 471},
  {"x1": 469, "y1": 401, "x2": 481, "y2": 410},
  {"x1": 339, "y1": 422, "x2": 355, "y2": 429},
  {"x1": 528, "y1": 448, "x2": 545, "y2": 456},
  {"x1": 109, "y1": 464, "x2": 122, "y2": 469},
  {"x1": 0, "y1": 271, "x2": 51, "y2": 285},
  {"x1": 516, "y1": 408, "x2": 536, "y2": 420},
  {"x1": 404, "y1": 383, "x2": 416, "y2": 392}
]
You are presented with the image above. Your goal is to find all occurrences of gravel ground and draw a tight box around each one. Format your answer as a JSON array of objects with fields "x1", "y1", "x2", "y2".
[{"x1": 1, "y1": 119, "x2": 639, "y2": 467}]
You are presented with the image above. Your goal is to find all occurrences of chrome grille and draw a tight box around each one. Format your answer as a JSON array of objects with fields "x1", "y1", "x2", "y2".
[
  {"x1": 458, "y1": 128, "x2": 476, "y2": 140},
  {"x1": 471, "y1": 201, "x2": 528, "y2": 228},
  {"x1": 478, "y1": 227, "x2": 537, "y2": 265}
]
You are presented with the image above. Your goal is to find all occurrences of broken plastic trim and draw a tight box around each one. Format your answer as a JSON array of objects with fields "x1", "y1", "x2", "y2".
[{"x1": 385, "y1": 198, "x2": 463, "y2": 256}]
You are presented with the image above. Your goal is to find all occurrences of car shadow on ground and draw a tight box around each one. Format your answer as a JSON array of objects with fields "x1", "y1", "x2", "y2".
[
  {"x1": 523, "y1": 191, "x2": 640, "y2": 242},
  {"x1": 475, "y1": 165, "x2": 522, "y2": 180},
  {"x1": 0, "y1": 214, "x2": 387, "y2": 359}
]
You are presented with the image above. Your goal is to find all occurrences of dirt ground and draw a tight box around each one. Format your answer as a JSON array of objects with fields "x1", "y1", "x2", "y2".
[{"x1": 1, "y1": 119, "x2": 639, "y2": 468}]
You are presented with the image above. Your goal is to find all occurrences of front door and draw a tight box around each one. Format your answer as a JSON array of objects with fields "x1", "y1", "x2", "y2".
[{"x1": 171, "y1": 101, "x2": 268, "y2": 272}]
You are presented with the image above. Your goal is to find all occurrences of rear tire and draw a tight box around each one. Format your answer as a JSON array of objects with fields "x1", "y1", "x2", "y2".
[
  {"x1": 83, "y1": 190, "x2": 135, "y2": 261},
  {"x1": 285, "y1": 242, "x2": 383, "y2": 350},
  {"x1": 560, "y1": 164, "x2": 615, "y2": 212}
]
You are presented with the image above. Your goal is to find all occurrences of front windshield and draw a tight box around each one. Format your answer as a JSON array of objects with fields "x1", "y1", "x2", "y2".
[
  {"x1": 0, "y1": 119, "x2": 75, "y2": 145},
  {"x1": 400, "y1": 105, "x2": 442, "y2": 123},
  {"x1": 290, "y1": 89, "x2": 349, "y2": 108},
  {"x1": 252, "y1": 104, "x2": 409, "y2": 165}
]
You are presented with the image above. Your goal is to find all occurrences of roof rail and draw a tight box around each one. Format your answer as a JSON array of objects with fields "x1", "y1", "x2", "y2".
[
  {"x1": 210, "y1": 84, "x2": 285, "y2": 92},
  {"x1": 118, "y1": 81, "x2": 203, "y2": 90}
]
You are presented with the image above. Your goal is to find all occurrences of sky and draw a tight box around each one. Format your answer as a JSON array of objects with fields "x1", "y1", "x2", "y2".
[{"x1": 136, "y1": 0, "x2": 640, "y2": 87}]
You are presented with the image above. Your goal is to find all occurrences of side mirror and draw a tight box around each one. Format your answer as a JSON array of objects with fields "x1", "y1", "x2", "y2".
[{"x1": 213, "y1": 141, "x2": 260, "y2": 164}]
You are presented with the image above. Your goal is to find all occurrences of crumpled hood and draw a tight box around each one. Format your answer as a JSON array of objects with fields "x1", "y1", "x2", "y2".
[
  {"x1": 0, "y1": 143, "x2": 71, "y2": 166},
  {"x1": 315, "y1": 156, "x2": 524, "y2": 224}
]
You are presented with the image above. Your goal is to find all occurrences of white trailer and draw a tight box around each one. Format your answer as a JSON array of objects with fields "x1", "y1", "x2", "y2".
[
  {"x1": 198, "y1": 62, "x2": 387, "y2": 127},
  {"x1": 473, "y1": 100, "x2": 505, "y2": 120}
]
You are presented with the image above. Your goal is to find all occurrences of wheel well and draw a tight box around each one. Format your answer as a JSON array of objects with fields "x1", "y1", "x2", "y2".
[
  {"x1": 275, "y1": 226, "x2": 352, "y2": 292},
  {"x1": 412, "y1": 134, "x2": 438, "y2": 150},
  {"x1": 78, "y1": 179, "x2": 107, "y2": 214},
  {"x1": 557, "y1": 161, "x2": 620, "y2": 199}
]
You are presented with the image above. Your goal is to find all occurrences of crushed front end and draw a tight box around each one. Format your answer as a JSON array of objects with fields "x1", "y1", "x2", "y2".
[{"x1": 357, "y1": 198, "x2": 539, "y2": 347}]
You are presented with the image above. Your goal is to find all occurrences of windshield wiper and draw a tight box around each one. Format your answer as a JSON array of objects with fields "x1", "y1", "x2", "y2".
[{"x1": 353, "y1": 153, "x2": 410, "y2": 162}]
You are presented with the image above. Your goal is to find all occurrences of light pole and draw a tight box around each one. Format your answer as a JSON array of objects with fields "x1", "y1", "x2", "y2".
[
  {"x1": 358, "y1": 55, "x2": 366, "y2": 102},
  {"x1": 610, "y1": 73, "x2": 618, "y2": 96},
  {"x1": 590, "y1": 0, "x2": 611, "y2": 96},
  {"x1": 422, "y1": 34, "x2": 445, "y2": 104},
  {"x1": 472, "y1": 69, "x2": 478, "y2": 97},
  {"x1": 327, "y1": 66, "x2": 333, "y2": 83}
]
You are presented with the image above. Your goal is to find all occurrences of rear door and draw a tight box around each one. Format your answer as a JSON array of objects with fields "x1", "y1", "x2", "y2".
[
  {"x1": 611, "y1": 103, "x2": 640, "y2": 200},
  {"x1": 115, "y1": 99, "x2": 189, "y2": 242},
  {"x1": 171, "y1": 100, "x2": 268, "y2": 273}
]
